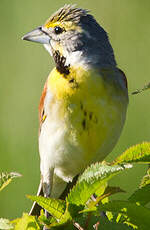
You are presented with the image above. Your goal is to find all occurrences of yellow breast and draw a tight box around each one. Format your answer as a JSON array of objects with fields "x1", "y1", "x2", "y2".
[{"x1": 47, "y1": 66, "x2": 128, "y2": 164}]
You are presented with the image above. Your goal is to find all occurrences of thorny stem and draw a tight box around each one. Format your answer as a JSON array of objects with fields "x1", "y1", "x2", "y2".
[{"x1": 84, "y1": 213, "x2": 92, "y2": 229}]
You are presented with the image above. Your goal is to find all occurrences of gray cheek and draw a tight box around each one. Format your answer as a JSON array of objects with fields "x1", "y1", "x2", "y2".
[
  {"x1": 61, "y1": 34, "x2": 84, "y2": 52},
  {"x1": 63, "y1": 39, "x2": 76, "y2": 52}
]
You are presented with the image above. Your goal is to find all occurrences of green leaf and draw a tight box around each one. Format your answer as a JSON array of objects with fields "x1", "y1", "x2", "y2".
[
  {"x1": 14, "y1": 213, "x2": 40, "y2": 230},
  {"x1": 27, "y1": 195, "x2": 66, "y2": 220},
  {"x1": 38, "y1": 209, "x2": 52, "y2": 226},
  {"x1": 74, "y1": 214, "x2": 100, "y2": 230},
  {"x1": 94, "y1": 181, "x2": 107, "y2": 197},
  {"x1": 50, "y1": 202, "x2": 82, "y2": 228},
  {"x1": 98, "y1": 200, "x2": 150, "y2": 230},
  {"x1": 74, "y1": 214, "x2": 131, "y2": 230},
  {"x1": 50, "y1": 222, "x2": 76, "y2": 230},
  {"x1": 114, "y1": 142, "x2": 150, "y2": 165},
  {"x1": 67, "y1": 162, "x2": 132, "y2": 206},
  {"x1": 0, "y1": 218, "x2": 13, "y2": 230},
  {"x1": 88, "y1": 186, "x2": 125, "y2": 211},
  {"x1": 140, "y1": 168, "x2": 150, "y2": 188},
  {"x1": 0, "y1": 172, "x2": 21, "y2": 192},
  {"x1": 97, "y1": 218, "x2": 133, "y2": 230},
  {"x1": 60, "y1": 202, "x2": 79, "y2": 222},
  {"x1": 128, "y1": 184, "x2": 150, "y2": 206}
]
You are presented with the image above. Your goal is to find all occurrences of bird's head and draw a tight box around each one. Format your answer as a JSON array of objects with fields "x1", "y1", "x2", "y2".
[{"x1": 22, "y1": 5, "x2": 116, "y2": 69}]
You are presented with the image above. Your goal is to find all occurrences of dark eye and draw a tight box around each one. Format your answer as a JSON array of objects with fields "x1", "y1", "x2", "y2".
[{"x1": 54, "y1": 26, "x2": 63, "y2": 34}]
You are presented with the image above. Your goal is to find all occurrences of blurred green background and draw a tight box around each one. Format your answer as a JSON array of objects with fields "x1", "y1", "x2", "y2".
[{"x1": 0, "y1": 0, "x2": 150, "y2": 219}]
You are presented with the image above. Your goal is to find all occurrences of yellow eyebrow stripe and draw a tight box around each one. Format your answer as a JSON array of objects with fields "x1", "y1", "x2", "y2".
[{"x1": 44, "y1": 21, "x2": 82, "y2": 32}]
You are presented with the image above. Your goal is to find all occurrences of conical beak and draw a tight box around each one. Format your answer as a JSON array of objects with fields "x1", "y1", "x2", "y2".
[{"x1": 22, "y1": 26, "x2": 50, "y2": 44}]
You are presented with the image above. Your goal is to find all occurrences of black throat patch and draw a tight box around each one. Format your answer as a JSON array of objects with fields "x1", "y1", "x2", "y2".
[{"x1": 53, "y1": 50, "x2": 70, "y2": 76}]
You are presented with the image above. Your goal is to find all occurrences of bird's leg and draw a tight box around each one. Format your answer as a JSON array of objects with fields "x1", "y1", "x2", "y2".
[
  {"x1": 42, "y1": 168, "x2": 54, "y2": 230},
  {"x1": 43, "y1": 182, "x2": 51, "y2": 219}
]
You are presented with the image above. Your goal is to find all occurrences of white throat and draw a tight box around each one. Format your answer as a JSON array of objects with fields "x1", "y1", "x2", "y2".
[{"x1": 44, "y1": 44, "x2": 90, "y2": 70}]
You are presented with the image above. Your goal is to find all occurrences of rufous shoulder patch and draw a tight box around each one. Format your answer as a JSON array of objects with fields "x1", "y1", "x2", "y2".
[{"x1": 39, "y1": 80, "x2": 48, "y2": 128}]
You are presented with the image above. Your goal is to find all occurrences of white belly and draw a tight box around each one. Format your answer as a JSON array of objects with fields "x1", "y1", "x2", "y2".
[
  {"x1": 39, "y1": 94, "x2": 127, "y2": 185},
  {"x1": 39, "y1": 107, "x2": 87, "y2": 183}
]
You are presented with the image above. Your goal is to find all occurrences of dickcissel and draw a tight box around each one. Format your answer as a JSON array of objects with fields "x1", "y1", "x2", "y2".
[{"x1": 23, "y1": 5, "x2": 128, "y2": 215}]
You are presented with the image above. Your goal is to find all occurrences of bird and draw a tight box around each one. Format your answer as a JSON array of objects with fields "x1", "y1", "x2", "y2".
[{"x1": 22, "y1": 4, "x2": 128, "y2": 217}]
